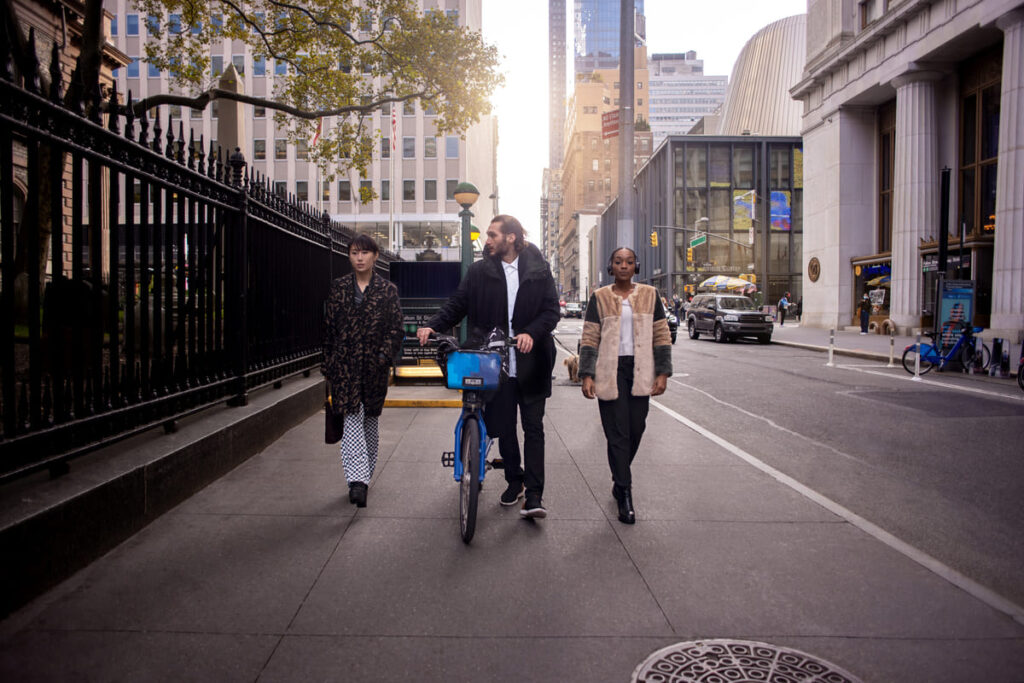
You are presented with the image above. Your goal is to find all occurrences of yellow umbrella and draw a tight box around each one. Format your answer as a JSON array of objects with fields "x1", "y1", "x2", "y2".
[{"x1": 698, "y1": 276, "x2": 757, "y2": 292}]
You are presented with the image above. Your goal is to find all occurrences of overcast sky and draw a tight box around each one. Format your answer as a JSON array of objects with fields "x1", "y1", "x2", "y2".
[{"x1": 481, "y1": 0, "x2": 807, "y2": 241}]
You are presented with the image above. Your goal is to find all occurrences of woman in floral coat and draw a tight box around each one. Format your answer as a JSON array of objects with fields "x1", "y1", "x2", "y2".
[{"x1": 322, "y1": 234, "x2": 403, "y2": 507}]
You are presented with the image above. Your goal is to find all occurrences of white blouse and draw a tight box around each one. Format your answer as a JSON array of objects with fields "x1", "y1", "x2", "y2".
[{"x1": 618, "y1": 297, "x2": 634, "y2": 356}]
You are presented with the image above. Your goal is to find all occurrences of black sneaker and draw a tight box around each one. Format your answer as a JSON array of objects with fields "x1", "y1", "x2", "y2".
[
  {"x1": 500, "y1": 482, "x2": 524, "y2": 506},
  {"x1": 520, "y1": 494, "x2": 547, "y2": 519}
]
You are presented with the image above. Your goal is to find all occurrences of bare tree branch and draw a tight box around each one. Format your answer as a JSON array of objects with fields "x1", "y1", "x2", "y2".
[{"x1": 130, "y1": 87, "x2": 427, "y2": 118}]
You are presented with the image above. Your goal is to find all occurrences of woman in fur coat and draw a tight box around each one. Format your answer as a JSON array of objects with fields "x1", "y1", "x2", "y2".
[
  {"x1": 322, "y1": 234, "x2": 403, "y2": 507},
  {"x1": 578, "y1": 247, "x2": 673, "y2": 524}
]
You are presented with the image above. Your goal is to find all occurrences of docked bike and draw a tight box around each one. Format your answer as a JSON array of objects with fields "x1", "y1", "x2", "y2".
[
  {"x1": 901, "y1": 321, "x2": 991, "y2": 375},
  {"x1": 431, "y1": 330, "x2": 514, "y2": 543}
]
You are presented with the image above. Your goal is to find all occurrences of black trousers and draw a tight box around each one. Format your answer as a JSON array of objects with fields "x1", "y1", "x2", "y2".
[
  {"x1": 597, "y1": 356, "x2": 650, "y2": 489},
  {"x1": 485, "y1": 378, "x2": 546, "y2": 496}
]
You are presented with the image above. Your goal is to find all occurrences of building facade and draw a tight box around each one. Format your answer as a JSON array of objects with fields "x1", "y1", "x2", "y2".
[
  {"x1": 574, "y1": 0, "x2": 645, "y2": 74},
  {"x1": 648, "y1": 52, "x2": 728, "y2": 145},
  {"x1": 791, "y1": 0, "x2": 1024, "y2": 340},
  {"x1": 102, "y1": 0, "x2": 496, "y2": 263}
]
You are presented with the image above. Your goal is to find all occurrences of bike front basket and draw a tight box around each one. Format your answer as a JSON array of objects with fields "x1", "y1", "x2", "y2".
[{"x1": 446, "y1": 350, "x2": 502, "y2": 390}]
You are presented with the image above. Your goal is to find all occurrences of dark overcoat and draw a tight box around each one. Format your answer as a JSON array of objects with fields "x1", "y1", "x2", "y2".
[
  {"x1": 322, "y1": 273, "x2": 403, "y2": 418},
  {"x1": 427, "y1": 243, "x2": 561, "y2": 405}
]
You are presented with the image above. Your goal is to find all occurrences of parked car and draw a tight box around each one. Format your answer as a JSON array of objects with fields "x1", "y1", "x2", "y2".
[
  {"x1": 686, "y1": 293, "x2": 773, "y2": 344},
  {"x1": 565, "y1": 302, "x2": 583, "y2": 318}
]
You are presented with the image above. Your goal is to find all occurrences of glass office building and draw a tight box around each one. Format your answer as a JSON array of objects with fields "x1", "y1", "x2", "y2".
[{"x1": 574, "y1": 0, "x2": 644, "y2": 73}]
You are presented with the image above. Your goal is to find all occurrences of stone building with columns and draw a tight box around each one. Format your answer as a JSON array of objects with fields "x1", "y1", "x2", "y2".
[{"x1": 791, "y1": 0, "x2": 1024, "y2": 341}]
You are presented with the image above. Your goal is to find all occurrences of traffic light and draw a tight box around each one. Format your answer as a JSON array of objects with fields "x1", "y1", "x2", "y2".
[
  {"x1": 649, "y1": 230, "x2": 658, "y2": 247},
  {"x1": 686, "y1": 247, "x2": 694, "y2": 263}
]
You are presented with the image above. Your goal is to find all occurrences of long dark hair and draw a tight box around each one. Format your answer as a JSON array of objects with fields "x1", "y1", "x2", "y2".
[
  {"x1": 349, "y1": 233, "x2": 380, "y2": 254},
  {"x1": 490, "y1": 214, "x2": 525, "y2": 252}
]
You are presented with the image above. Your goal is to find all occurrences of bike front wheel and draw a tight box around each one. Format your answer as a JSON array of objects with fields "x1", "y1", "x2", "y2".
[
  {"x1": 960, "y1": 342, "x2": 991, "y2": 372},
  {"x1": 459, "y1": 416, "x2": 481, "y2": 544},
  {"x1": 902, "y1": 346, "x2": 935, "y2": 375}
]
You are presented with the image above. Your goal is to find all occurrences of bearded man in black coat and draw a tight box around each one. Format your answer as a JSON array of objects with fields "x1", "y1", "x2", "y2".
[{"x1": 417, "y1": 215, "x2": 561, "y2": 519}]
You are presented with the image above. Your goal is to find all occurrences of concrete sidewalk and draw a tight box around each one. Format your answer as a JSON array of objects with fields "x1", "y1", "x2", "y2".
[{"x1": 2, "y1": 370, "x2": 1023, "y2": 681}]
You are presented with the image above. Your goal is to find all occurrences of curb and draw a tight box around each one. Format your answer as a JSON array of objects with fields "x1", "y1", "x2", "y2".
[{"x1": 772, "y1": 339, "x2": 892, "y2": 362}]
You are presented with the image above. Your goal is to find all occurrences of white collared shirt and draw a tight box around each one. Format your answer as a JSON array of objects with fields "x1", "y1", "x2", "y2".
[
  {"x1": 619, "y1": 296, "x2": 635, "y2": 356},
  {"x1": 503, "y1": 256, "x2": 519, "y2": 377}
]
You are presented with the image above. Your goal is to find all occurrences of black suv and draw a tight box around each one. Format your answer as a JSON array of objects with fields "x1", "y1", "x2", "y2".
[{"x1": 686, "y1": 293, "x2": 773, "y2": 344}]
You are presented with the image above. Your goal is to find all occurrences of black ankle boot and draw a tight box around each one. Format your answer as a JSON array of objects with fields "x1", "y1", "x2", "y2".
[
  {"x1": 352, "y1": 482, "x2": 368, "y2": 508},
  {"x1": 612, "y1": 484, "x2": 624, "y2": 503},
  {"x1": 348, "y1": 483, "x2": 359, "y2": 505},
  {"x1": 617, "y1": 487, "x2": 635, "y2": 524}
]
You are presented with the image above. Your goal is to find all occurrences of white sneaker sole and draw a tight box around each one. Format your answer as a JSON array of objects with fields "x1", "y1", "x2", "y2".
[
  {"x1": 500, "y1": 488, "x2": 524, "y2": 507},
  {"x1": 520, "y1": 506, "x2": 547, "y2": 519}
]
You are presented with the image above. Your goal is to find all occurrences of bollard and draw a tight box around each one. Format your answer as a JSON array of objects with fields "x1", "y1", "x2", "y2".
[
  {"x1": 912, "y1": 332, "x2": 922, "y2": 381},
  {"x1": 826, "y1": 329, "x2": 835, "y2": 367},
  {"x1": 887, "y1": 328, "x2": 896, "y2": 368}
]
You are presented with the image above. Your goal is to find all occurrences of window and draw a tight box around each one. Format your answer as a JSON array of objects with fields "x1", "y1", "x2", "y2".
[
  {"x1": 169, "y1": 104, "x2": 181, "y2": 119},
  {"x1": 275, "y1": 60, "x2": 287, "y2": 76},
  {"x1": 592, "y1": 159, "x2": 599, "y2": 171},
  {"x1": 146, "y1": 14, "x2": 159, "y2": 34},
  {"x1": 637, "y1": 82, "x2": 643, "y2": 89},
  {"x1": 445, "y1": 9, "x2": 458, "y2": 23},
  {"x1": 732, "y1": 146, "x2": 754, "y2": 188},
  {"x1": 614, "y1": 81, "x2": 620, "y2": 89},
  {"x1": 191, "y1": 106, "x2": 202, "y2": 119},
  {"x1": 424, "y1": 180, "x2": 437, "y2": 201},
  {"x1": 877, "y1": 101, "x2": 895, "y2": 252},
  {"x1": 274, "y1": 181, "x2": 287, "y2": 197},
  {"x1": 685, "y1": 145, "x2": 707, "y2": 187},
  {"x1": 424, "y1": 103, "x2": 436, "y2": 116},
  {"x1": 404, "y1": 100, "x2": 415, "y2": 116},
  {"x1": 339, "y1": 180, "x2": 351, "y2": 201},
  {"x1": 110, "y1": 15, "x2": 117, "y2": 35},
  {"x1": 381, "y1": 137, "x2": 390, "y2": 158},
  {"x1": 253, "y1": 12, "x2": 264, "y2": 32},
  {"x1": 446, "y1": 179, "x2": 458, "y2": 200},
  {"x1": 359, "y1": 180, "x2": 372, "y2": 199},
  {"x1": 446, "y1": 136, "x2": 459, "y2": 158},
  {"x1": 253, "y1": 139, "x2": 266, "y2": 160},
  {"x1": 126, "y1": 58, "x2": 140, "y2": 78},
  {"x1": 126, "y1": 14, "x2": 138, "y2": 35},
  {"x1": 169, "y1": 14, "x2": 181, "y2": 34},
  {"x1": 403, "y1": 180, "x2": 415, "y2": 200},
  {"x1": 382, "y1": 102, "x2": 391, "y2": 116},
  {"x1": 232, "y1": 55, "x2": 244, "y2": 74},
  {"x1": 212, "y1": 56, "x2": 223, "y2": 77},
  {"x1": 769, "y1": 146, "x2": 791, "y2": 189},
  {"x1": 274, "y1": 138, "x2": 287, "y2": 159},
  {"x1": 322, "y1": 182, "x2": 330, "y2": 201},
  {"x1": 959, "y1": 46, "x2": 1001, "y2": 237},
  {"x1": 254, "y1": 106, "x2": 265, "y2": 118},
  {"x1": 359, "y1": 11, "x2": 372, "y2": 31},
  {"x1": 212, "y1": 100, "x2": 218, "y2": 118},
  {"x1": 253, "y1": 56, "x2": 265, "y2": 76},
  {"x1": 296, "y1": 181, "x2": 308, "y2": 202},
  {"x1": 424, "y1": 137, "x2": 437, "y2": 158},
  {"x1": 637, "y1": 98, "x2": 643, "y2": 106},
  {"x1": 381, "y1": 180, "x2": 390, "y2": 201},
  {"x1": 148, "y1": 62, "x2": 160, "y2": 78},
  {"x1": 403, "y1": 136, "x2": 415, "y2": 158},
  {"x1": 296, "y1": 140, "x2": 308, "y2": 160}
]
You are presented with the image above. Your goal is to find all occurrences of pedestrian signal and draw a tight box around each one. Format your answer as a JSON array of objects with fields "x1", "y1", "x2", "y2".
[
  {"x1": 649, "y1": 230, "x2": 658, "y2": 247},
  {"x1": 686, "y1": 247, "x2": 693, "y2": 263}
]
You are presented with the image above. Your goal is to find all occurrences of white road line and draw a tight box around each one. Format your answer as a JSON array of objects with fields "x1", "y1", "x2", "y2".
[
  {"x1": 650, "y1": 397, "x2": 1024, "y2": 626},
  {"x1": 836, "y1": 364, "x2": 1024, "y2": 402}
]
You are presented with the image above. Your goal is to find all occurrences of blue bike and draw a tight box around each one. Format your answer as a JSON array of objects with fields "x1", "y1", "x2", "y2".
[
  {"x1": 901, "y1": 321, "x2": 990, "y2": 375},
  {"x1": 432, "y1": 330, "x2": 513, "y2": 543}
]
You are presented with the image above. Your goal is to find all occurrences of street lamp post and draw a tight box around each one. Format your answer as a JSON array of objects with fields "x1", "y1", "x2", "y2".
[{"x1": 454, "y1": 182, "x2": 480, "y2": 280}]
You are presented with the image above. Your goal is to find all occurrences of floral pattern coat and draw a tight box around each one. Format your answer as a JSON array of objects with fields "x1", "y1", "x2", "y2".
[{"x1": 322, "y1": 273, "x2": 404, "y2": 418}]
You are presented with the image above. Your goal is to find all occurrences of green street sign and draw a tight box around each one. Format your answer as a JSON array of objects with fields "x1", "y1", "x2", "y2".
[{"x1": 689, "y1": 234, "x2": 707, "y2": 248}]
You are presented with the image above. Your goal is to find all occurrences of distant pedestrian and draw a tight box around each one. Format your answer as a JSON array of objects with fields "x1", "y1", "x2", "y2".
[
  {"x1": 794, "y1": 296, "x2": 803, "y2": 322},
  {"x1": 579, "y1": 247, "x2": 673, "y2": 524},
  {"x1": 859, "y1": 293, "x2": 871, "y2": 334},
  {"x1": 777, "y1": 291, "x2": 790, "y2": 326},
  {"x1": 322, "y1": 234, "x2": 404, "y2": 508}
]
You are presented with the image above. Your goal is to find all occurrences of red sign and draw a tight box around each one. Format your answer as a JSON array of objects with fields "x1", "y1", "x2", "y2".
[{"x1": 601, "y1": 110, "x2": 619, "y2": 140}]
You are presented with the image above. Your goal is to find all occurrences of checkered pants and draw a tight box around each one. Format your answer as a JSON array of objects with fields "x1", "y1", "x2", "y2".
[{"x1": 339, "y1": 403, "x2": 379, "y2": 485}]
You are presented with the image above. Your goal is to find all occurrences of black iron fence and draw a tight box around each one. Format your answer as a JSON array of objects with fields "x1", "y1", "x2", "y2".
[{"x1": 0, "y1": 42, "x2": 390, "y2": 481}]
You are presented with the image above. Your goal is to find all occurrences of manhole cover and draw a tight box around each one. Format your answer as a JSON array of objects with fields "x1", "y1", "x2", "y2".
[{"x1": 632, "y1": 639, "x2": 862, "y2": 683}]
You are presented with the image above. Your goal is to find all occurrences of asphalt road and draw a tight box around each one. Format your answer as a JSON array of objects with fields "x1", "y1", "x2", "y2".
[{"x1": 553, "y1": 318, "x2": 1024, "y2": 612}]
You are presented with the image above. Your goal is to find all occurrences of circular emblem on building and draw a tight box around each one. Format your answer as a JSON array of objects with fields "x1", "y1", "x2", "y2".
[
  {"x1": 632, "y1": 639, "x2": 862, "y2": 683},
  {"x1": 808, "y1": 257, "x2": 821, "y2": 283}
]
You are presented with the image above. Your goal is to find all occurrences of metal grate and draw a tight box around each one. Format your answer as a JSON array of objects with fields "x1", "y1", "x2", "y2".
[{"x1": 633, "y1": 639, "x2": 862, "y2": 683}]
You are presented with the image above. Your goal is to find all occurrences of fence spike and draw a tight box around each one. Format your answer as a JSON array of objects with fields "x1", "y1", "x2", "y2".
[
  {"x1": 18, "y1": 382, "x2": 29, "y2": 432},
  {"x1": 88, "y1": 80, "x2": 103, "y2": 124},
  {"x1": 207, "y1": 136, "x2": 216, "y2": 178},
  {"x1": 166, "y1": 115, "x2": 176, "y2": 160},
  {"x1": 197, "y1": 133, "x2": 205, "y2": 174},
  {"x1": 43, "y1": 377, "x2": 54, "y2": 426},
  {"x1": 48, "y1": 41, "x2": 63, "y2": 101},
  {"x1": 23, "y1": 27, "x2": 41, "y2": 93},
  {"x1": 177, "y1": 120, "x2": 185, "y2": 163},
  {"x1": 107, "y1": 80, "x2": 120, "y2": 133},
  {"x1": 216, "y1": 145, "x2": 224, "y2": 181},
  {"x1": 124, "y1": 89, "x2": 135, "y2": 139},
  {"x1": 152, "y1": 110, "x2": 163, "y2": 153},
  {"x1": 187, "y1": 127, "x2": 196, "y2": 169}
]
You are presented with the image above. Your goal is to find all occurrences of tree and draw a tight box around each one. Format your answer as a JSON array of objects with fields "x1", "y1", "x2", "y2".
[{"x1": 131, "y1": 0, "x2": 503, "y2": 180}]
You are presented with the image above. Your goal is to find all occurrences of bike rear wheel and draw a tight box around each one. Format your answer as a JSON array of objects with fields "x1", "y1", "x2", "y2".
[
  {"x1": 459, "y1": 416, "x2": 481, "y2": 544},
  {"x1": 902, "y1": 346, "x2": 935, "y2": 375},
  {"x1": 960, "y1": 341, "x2": 991, "y2": 372}
]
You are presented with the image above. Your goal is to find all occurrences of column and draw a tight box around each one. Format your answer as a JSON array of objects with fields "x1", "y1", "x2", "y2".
[
  {"x1": 889, "y1": 70, "x2": 942, "y2": 332},
  {"x1": 990, "y1": 9, "x2": 1024, "y2": 342}
]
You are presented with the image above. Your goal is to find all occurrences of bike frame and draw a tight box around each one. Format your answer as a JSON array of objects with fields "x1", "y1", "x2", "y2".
[
  {"x1": 451, "y1": 396, "x2": 491, "y2": 485},
  {"x1": 910, "y1": 326, "x2": 979, "y2": 369}
]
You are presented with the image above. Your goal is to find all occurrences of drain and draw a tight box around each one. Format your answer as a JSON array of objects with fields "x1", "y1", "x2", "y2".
[{"x1": 632, "y1": 639, "x2": 862, "y2": 683}]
